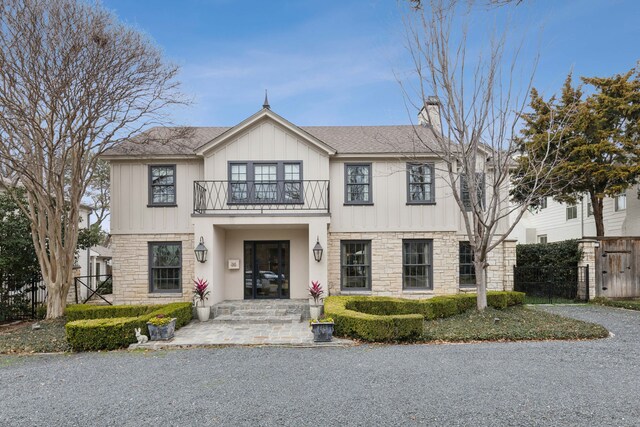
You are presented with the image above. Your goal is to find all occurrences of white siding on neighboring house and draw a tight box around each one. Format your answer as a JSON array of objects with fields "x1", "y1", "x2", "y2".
[{"x1": 511, "y1": 185, "x2": 640, "y2": 243}]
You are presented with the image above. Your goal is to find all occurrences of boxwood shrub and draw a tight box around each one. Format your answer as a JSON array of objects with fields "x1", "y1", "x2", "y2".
[
  {"x1": 65, "y1": 302, "x2": 193, "y2": 351},
  {"x1": 65, "y1": 304, "x2": 158, "y2": 322},
  {"x1": 325, "y1": 291, "x2": 524, "y2": 342}
]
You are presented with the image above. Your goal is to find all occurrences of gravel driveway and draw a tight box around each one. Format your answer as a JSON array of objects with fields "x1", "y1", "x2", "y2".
[{"x1": 1, "y1": 305, "x2": 639, "y2": 427}]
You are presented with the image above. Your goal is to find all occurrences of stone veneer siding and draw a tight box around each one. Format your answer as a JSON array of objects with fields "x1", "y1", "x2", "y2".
[
  {"x1": 327, "y1": 232, "x2": 515, "y2": 298},
  {"x1": 111, "y1": 233, "x2": 195, "y2": 305}
]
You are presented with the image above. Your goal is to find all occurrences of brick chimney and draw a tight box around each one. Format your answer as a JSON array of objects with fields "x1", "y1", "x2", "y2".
[{"x1": 418, "y1": 96, "x2": 441, "y2": 134}]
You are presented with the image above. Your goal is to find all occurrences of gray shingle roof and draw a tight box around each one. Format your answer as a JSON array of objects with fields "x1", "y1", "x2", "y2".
[{"x1": 104, "y1": 124, "x2": 438, "y2": 157}]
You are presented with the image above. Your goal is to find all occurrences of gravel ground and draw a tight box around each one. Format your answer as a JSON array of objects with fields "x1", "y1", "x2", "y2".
[{"x1": 1, "y1": 305, "x2": 639, "y2": 427}]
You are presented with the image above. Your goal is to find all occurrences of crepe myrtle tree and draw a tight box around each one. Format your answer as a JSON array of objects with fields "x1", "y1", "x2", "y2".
[
  {"x1": 0, "y1": 0, "x2": 189, "y2": 318},
  {"x1": 401, "y1": 0, "x2": 573, "y2": 310}
]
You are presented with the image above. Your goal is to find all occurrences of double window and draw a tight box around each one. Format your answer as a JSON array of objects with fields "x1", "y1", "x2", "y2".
[
  {"x1": 149, "y1": 242, "x2": 182, "y2": 293},
  {"x1": 407, "y1": 163, "x2": 435, "y2": 204},
  {"x1": 148, "y1": 165, "x2": 176, "y2": 206},
  {"x1": 459, "y1": 241, "x2": 476, "y2": 287},
  {"x1": 228, "y1": 161, "x2": 302, "y2": 204},
  {"x1": 344, "y1": 164, "x2": 372, "y2": 204},
  {"x1": 402, "y1": 240, "x2": 433, "y2": 290},
  {"x1": 460, "y1": 173, "x2": 485, "y2": 211},
  {"x1": 340, "y1": 241, "x2": 371, "y2": 290}
]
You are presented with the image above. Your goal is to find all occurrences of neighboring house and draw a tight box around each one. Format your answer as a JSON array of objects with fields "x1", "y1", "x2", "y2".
[
  {"x1": 102, "y1": 101, "x2": 516, "y2": 306},
  {"x1": 511, "y1": 185, "x2": 640, "y2": 244},
  {"x1": 88, "y1": 244, "x2": 112, "y2": 285}
]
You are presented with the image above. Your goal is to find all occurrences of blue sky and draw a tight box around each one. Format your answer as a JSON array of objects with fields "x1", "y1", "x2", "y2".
[{"x1": 102, "y1": 0, "x2": 640, "y2": 127}]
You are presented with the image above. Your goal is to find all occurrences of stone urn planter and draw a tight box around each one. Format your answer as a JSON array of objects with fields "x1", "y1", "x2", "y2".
[
  {"x1": 196, "y1": 306, "x2": 210, "y2": 322},
  {"x1": 309, "y1": 304, "x2": 322, "y2": 320},
  {"x1": 310, "y1": 319, "x2": 334, "y2": 342},
  {"x1": 146, "y1": 317, "x2": 177, "y2": 341}
]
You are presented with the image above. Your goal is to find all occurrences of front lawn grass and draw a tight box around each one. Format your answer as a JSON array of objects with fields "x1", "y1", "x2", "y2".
[
  {"x1": 421, "y1": 306, "x2": 608, "y2": 342},
  {"x1": 593, "y1": 297, "x2": 640, "y2": 311},
  {"x1": 0, "y1": 319, "x2": 70, "y2": 354}
]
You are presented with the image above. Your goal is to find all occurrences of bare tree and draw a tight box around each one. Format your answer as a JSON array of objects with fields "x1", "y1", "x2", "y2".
[
  {"x1": 86, "y1": 158, "x2": 110, "y2": 229},
  {"x1": 0, "y1": 0, "x2": 187, "y2": 318},
  {"x1": 402, "y1": 0, "x2": 572, "y2": 310}
]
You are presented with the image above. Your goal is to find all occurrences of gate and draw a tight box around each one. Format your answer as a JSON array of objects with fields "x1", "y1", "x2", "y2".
[
  {"x1": 595, "y1": 238, "x2": 640, "y2": 298},
  {"x1": 0, "y1": 273, "x2": 47, "y2": 322},
  {"x1": 514, "y1": 265, "x2": 589, "y2": 304},
  {"x1": 73, "y1": 274, "x2": 113, "y2": 305}
]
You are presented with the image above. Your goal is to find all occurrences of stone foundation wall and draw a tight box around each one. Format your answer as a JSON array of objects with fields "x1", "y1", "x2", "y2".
[
  {"x1": 327, "y1": 232, "x2": 515, "y2": 298},
  {"x1": 111, "y1": 233, "x2": 195, "y2": 305}
]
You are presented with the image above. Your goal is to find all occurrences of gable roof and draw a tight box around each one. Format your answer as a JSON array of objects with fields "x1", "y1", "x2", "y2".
[{"x1": 103, "y1": 109, "x2": 440, "y2": 158}]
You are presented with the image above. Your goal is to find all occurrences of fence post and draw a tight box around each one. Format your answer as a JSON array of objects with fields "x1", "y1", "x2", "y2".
[{"x1": 74, "y1": 278, "x2": 78, "y2": 304}]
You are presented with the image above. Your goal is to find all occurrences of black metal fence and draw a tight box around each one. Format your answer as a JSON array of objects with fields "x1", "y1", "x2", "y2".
[
  {"x1": 0, "y1": 273, "x2": 47, "y2": 322},
  {"x1": 514, "y1": 265, "x2": 589, "y2": 303}
]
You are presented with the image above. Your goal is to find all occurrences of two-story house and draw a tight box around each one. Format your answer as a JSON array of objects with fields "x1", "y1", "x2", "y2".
[{"x1": 103, "y1": 101, "x2": 516, "y2": 307}]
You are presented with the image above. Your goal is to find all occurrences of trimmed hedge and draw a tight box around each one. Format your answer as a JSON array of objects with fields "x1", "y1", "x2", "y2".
[
  {"x1": 325, "y1": 291, "x2": 524, "y2": 342},
  {"x1": 516, "y1": 239, "x2": 582, "y2": 267},
  {"x1": 65, "y1": 304, "x2": 158, "y2": 322},
  {"x1": 65, "y1": 302, "x2": 192, "y2": 351},
  {"x1": 593, "y1": 297, "x2": 640, "y2": 311}
]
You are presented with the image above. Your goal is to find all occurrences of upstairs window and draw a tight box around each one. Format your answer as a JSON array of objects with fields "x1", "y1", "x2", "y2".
[
  {"x1": 461, "y1": 173, "x2": 485, "y2": 211},
  {"x1": 587, "y1": 201, "x2": 593, "y2": 217},
  {"x1": 345, "y1": 164, "x2": 372, "y2": 204},
  {"x1": 539, "y1": 197, "x2": 548, "y2": 209},
  {"x1": 566, "y1": 204, "x2": 577, "y2": 220},
  {"x1": 228, "y1": 161, "x2": 302, "y2": 204},
  {"x1": 149, "y1": 165, "x2": 176, "y2": 206},
  {"x1": 615, "y1": 194, "x2": 626, "y2": 211},
  {"x1": 407, "y1": 163, "x2": 435, "y2": 204}
]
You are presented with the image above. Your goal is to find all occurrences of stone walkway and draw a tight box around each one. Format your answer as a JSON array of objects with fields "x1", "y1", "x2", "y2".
[{"x1": 130, "y1": 320, "x2": 355, "y2": 349}]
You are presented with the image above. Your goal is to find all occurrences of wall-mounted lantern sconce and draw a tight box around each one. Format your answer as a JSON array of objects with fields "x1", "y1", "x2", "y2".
[
  {"x1": 313, "y1": 237, "x2": 323, "y2": 262},
  {"x1": 194, "y1": 236, "x2": 208, "y2": 263}
]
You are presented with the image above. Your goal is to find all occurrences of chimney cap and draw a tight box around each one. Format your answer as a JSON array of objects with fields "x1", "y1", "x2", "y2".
[{"x1": 425, "y1": 96, "x2": 440, "y2": 106}]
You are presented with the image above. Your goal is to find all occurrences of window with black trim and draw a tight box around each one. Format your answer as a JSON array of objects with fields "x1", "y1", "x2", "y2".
[
  {"x1": 459, "y1": 241, "x2": 475, "y2": 287},
  {"x1": 341, "y1": 240, "x2": 371, "y2": 290},
  {"x1": 228, "y1": 161, "x2": 302, "y2": 204},
  {"x1": 344, "y1": 164, "x2": 372, "y2": 204},
  {"x1": 149, "y1": 165, "x2": 176, "y2": 206},
  {"x1": 461, "y1": 173, "x2": 485, "y2": 211},
  {"x1": 149, "y1": 242, "x2": 182, "y2": 293},
  {"x1": 407, "y1": 163, "x2": 435, "y2": 204},
  {"x1": 402, "y1": 239, "x2": 433, "y2": 290}
]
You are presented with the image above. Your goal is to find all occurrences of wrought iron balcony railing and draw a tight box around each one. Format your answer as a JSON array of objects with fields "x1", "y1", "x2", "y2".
[{"x1": 193, "y1": 180, "x2": 330, "y2": 214}]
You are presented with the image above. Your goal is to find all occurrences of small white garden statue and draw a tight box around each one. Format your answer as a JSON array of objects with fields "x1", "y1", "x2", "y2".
[{"x1": 134, "y1": 328, "x2": 148, "y2": 344}]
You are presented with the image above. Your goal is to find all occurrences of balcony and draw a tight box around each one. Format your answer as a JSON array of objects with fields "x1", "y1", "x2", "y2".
[{"x1": 193, "y1": 180, "x2": 330, "y2": 214}]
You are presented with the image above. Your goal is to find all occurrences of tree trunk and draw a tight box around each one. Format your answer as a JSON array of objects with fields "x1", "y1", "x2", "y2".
[
  {"x1": 590, "y1": 193, "x2": 605, "y2": 237},
  {"x1": 46, "y1": 284, "x2": 68, "y2": 319},
  {"x1": 474, "y1": 258, "x2": 487, "y2": 311}
]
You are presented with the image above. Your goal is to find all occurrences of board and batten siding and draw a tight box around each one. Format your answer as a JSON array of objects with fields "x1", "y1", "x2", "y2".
[
  {"x1": 203, "y1": 120, "x2": 330, "y2": 181},
  {"x1": 329, "y1": 159, "x2": 464, "y2": 233},
  {"x1": 110, "y1": 159, "x2": 203, "y2": 235}
]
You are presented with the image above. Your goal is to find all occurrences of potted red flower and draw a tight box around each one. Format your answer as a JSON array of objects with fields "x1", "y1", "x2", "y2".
[
  {"x1": 309, "y1": 280, "x2": 324, "y2": 320},
  {"x1": 193, "y1": 277, "x2": 211, "y2": 322}
]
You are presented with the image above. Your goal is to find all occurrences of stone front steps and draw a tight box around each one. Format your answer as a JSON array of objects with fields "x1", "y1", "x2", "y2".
[{"x1": 212, "y1": 299, "x2": 309, "y2": 324}]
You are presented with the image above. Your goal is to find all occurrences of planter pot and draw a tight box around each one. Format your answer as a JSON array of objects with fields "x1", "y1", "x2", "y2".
[
  {"x1": 146, "y1": 318, "x2": 177, "y2": 341},
  {"x1": 309, "y1": 304, "x2": 323, "y2": 320},
  {"x1": 310, "y1": 322, "x2": 334, "y2": 342},
  {"x1": 196, "y1": 306, "x2": 210, "y2": 322}
]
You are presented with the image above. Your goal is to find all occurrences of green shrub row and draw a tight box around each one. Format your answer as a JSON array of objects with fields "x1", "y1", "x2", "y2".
[
  {"x1": 65, "y1": 302, "x2": 192, "y2": 351},
  {"x1": 516, "y1": 239, "x2": 582, "y2": 267},
  {"x1": 324, "y1": 291, "x2": 524, "y2": 342},
  {"x1": 65, "y1": 304, "x2": 159, "y2": 321},
  {"x1": 592, "y1": 297, "x2": 640, "y2": 311}
]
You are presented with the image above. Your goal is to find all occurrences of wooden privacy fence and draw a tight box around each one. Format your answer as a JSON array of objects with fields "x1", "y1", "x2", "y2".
[{"x1": 595, "y1": 237, "x2": 640, "y2": 299}]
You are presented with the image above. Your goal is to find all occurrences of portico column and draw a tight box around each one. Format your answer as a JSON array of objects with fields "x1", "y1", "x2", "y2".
[{"x1": 308, "y1": 218, "x2": 329, "y2": 298}]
